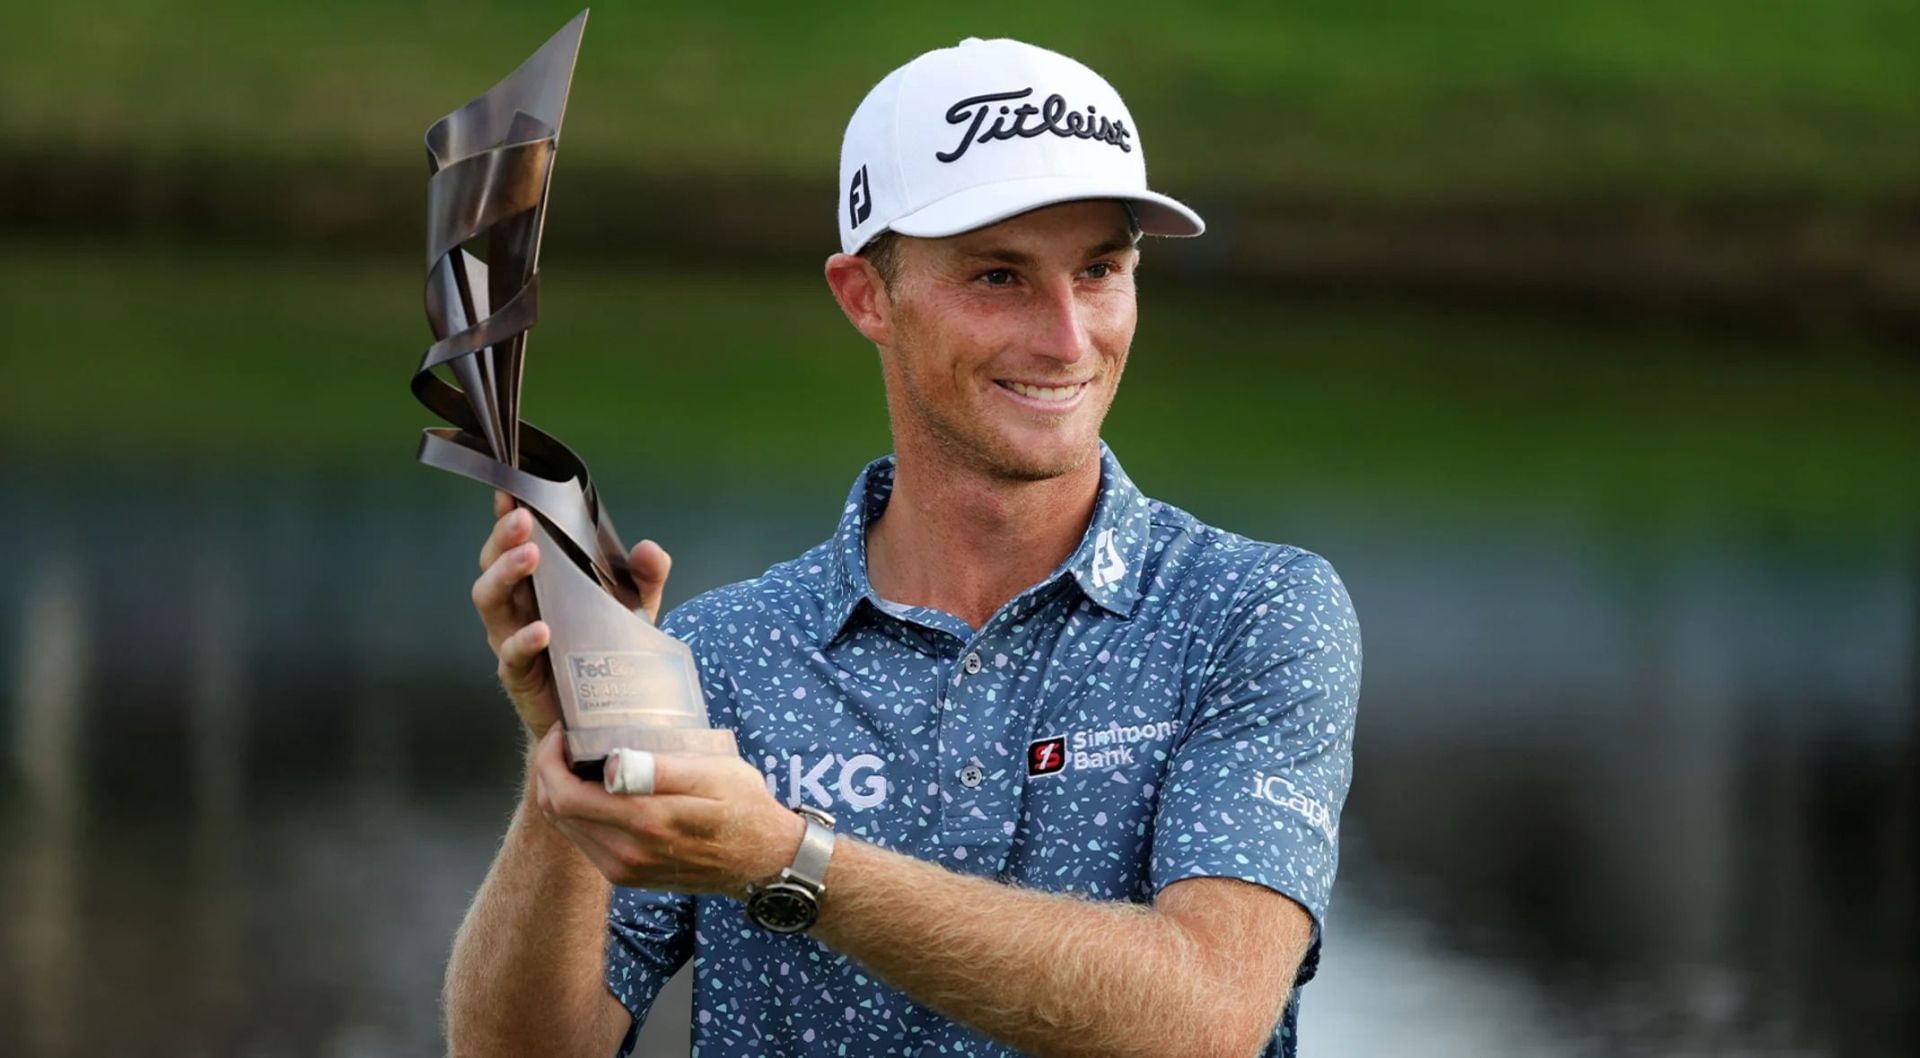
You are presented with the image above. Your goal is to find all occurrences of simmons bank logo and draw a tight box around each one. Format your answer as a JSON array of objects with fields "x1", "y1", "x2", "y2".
[
  {"x1": 762, "y1": 752, "x2": 888, "y2": 811},
  {"x1": 1028, "y1": 718, "x2": 1177, "y2": 777}
]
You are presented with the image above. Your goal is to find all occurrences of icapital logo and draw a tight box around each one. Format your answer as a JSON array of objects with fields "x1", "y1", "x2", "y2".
[{"x1": 1249, "y1": 771, "x2": 1339, "y2": 844}]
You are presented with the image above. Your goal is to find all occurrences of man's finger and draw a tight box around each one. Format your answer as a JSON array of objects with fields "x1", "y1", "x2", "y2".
[
  {"x1": 472, "y1": 540, "x2": 538, "y2": 624},
  {"x1": 533, "y1": 739, "x2": 718, "y2": 829},
  {"x1": 627, "y1": 538, "x2": 671, "y2": 622},
  {"x1": 497, "y1": 620, "x2": 550, "y2": 686},
  {"x1": 493, "y1": 488, "x2": 512, "y2": 520},
  {"x1": 479, "y1": 507, "x2": 533, "y2": 573},
  {"x1": 534, "y1": 741, "x2": 628, "y2": 823},
  {"x1": 531, "y1": 716, "x2": 568, "y2": 766},
  {"x1": 635, "y1": 751, "x2": 735, "y2": 800}
]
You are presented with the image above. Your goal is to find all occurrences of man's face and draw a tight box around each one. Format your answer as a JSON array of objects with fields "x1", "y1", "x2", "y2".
[{"x1": 878, "y1": 200, "x2": 1140, "y2": 482}]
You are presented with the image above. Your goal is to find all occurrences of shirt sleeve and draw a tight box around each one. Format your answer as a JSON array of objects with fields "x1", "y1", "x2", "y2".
[
  {"x1": 605, "y1": 885, "x2": 695, "y2": 1057},
  {"x1": 1149, "y1": 547, "x2": 1361, "y2": 983}
]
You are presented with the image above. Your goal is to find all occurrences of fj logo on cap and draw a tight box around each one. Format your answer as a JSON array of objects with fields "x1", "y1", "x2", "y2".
[
  {"x1": 848, "y1": 164, "x2": 873, "y2": 227},
  {"x1": 936, "y1": 87, "x2": 1133, "y2": 164}
]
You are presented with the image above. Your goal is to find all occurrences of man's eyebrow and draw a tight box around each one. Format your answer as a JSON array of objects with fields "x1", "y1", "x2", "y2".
[
  {"x1": 1083, "y1": 232, "x2": 1139, "y2": 259},
  {"x1": 958, "y1": 246, "x2": 1038, "y2": 267},
  {"x1": 955, "y1": 232, "x2": 1140, "y2": 266}
]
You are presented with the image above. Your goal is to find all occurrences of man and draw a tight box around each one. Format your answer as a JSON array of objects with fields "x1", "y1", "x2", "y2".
[{"x1": 445, "y1": 37, "x2": 1359, "y2": 1058}]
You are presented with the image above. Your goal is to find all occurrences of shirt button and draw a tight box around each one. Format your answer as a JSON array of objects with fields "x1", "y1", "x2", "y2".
[
  {"x1": 958, "y1": 764, "x2": 984, "y2": 788},
  {"x1": 963, "y1": 651, "x2": 983, "y2": 675}
]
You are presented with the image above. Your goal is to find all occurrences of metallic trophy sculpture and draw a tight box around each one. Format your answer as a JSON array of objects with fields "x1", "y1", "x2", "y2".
[{"x1": 412, "y1": 10, "x2": 736, "y2": 778}]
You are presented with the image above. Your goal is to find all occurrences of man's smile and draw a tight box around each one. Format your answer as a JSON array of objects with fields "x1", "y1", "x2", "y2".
[{"x1": 994, "y1": 378, "x2": 1092, "y2": 408}]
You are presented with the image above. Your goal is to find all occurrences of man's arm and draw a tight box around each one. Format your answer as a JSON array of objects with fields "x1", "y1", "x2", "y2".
[
  {"x1": 446, "y1": 493, "x2": 684, "y2": 1058},
  {"x1": 811, "y1": 838, "x2": 1313, "y2": 1058},
  {"x1": 442, "y1": 759, "x2": 633, "y2": 1058},
  {"x1": 530, "y1": 735, "x2": 1315, "y2": 1058}
]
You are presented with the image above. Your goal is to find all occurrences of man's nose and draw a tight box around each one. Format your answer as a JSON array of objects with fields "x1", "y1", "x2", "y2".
[{"x1": 1028, "y1": 278, "x2": 1094, "y2": 365}]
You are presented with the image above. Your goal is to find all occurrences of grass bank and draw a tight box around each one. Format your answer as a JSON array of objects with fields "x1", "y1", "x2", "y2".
[
  {"x1": 5, "y1": 244, "x2": 1916, "y2": 538},
  {"x1": 5, "y1": 1, "x2": 1918, "y2": 206}
]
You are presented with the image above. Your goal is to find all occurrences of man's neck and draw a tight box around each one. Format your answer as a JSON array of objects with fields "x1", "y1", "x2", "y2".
[{"x1": 865, "y1": 444, "x2": 1101, "y2": 632}]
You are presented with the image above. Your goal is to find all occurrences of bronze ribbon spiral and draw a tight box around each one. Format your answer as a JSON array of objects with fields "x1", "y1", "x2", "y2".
[{"x1": 410, "y1": 12, "x2": 644, "y2": 607}]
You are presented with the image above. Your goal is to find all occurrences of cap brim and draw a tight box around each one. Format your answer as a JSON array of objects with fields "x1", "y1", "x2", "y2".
[{"x1": 885, "y1": 175, "x2": 1204, "y2": 241}]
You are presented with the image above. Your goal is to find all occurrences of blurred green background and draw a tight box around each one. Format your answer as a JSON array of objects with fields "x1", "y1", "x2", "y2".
[
  {"x1": 6, "y1": 0, "x2": 1919, "y2": 532},
  {"x1": 1, "y1": 3, "x2": 1915, "y2": 1056}
]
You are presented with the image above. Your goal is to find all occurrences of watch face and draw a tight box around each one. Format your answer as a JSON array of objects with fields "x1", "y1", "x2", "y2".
[{"x1": 748, "y1": 884, "x2": 817, "y2": 933}]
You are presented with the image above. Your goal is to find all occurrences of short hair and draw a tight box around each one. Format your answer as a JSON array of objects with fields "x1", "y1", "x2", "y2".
[
  {"x1": 858, "y1": 230, "x2": 905, "y2": 289},
  {"x1": 857, "y1": 202, "x2": 1143, "y2": 291}
]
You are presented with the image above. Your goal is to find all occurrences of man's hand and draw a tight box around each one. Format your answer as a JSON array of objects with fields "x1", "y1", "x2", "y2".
[
  {"x1": 471, "y1": 489, "x2": 674, "y2": 740},
  {"x1": 528, "y1": 727, "x2": 805, "y2": 900}
]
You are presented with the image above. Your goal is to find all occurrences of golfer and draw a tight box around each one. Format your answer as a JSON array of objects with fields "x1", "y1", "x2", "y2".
[{"x1": 446, "y1": 37, "x2": 1359, "y2": 1058}]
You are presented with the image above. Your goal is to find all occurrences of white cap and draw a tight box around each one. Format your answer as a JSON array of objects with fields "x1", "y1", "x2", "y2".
[{"x1": 837, "y1": 37, "x2": 1205, "y2": 255}]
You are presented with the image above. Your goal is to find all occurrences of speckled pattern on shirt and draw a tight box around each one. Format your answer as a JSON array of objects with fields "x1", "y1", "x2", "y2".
[{"x1": 608, "y1": 441, "x2": 1360, "y2": 1057}]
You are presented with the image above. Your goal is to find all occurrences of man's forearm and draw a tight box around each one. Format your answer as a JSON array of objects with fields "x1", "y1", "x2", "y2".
[
  {"x1": 443, "y1": 776, "x2": 626, "y2": 1057},
  {"x1": 809, "y1": 838, "x2": 1270, "y2": 1058}
]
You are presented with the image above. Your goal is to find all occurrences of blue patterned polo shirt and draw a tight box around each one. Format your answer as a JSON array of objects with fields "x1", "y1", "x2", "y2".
[{"x1": 608, "y1": 441, "x2": 1360, "y2": 1057}]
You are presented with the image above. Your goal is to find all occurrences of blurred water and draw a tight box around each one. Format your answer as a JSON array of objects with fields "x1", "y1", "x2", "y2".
[{"x1": 0, "y1": 460, "x2": 1912, "y2": 1057}]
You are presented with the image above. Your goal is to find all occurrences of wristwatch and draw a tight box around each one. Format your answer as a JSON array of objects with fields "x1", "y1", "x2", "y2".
[{"x1": 744, "y1": 804, "x2": 836, "y2": 933}]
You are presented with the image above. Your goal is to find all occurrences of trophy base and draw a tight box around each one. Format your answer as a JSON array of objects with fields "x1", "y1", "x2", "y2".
[
  {"x1": 521, "y1": 518, "x2": 740, "y2": 781},
  {"x1": 565, "y1": 725, "x2": 740, "y2": 781}
]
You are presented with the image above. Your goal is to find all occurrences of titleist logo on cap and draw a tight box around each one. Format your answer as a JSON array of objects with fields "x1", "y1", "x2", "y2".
[
  {"x1": 834, "y1": 37, "x2": 1204, "y2": 253},
  {"x1": 936, "y1": 87, "x2": 1134, "y2": 164}
]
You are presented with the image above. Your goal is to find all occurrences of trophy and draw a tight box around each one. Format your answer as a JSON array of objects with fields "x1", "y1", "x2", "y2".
[{"x1": 411, "y1": 9, "x2": 737, "y2": 778}]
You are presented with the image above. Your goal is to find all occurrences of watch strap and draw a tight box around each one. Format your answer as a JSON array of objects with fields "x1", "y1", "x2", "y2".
[{"x1": 786, "y1": 807, "x2": 836, "y2": 892}]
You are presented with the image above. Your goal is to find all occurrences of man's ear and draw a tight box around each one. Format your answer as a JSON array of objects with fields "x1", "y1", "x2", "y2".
[{"x1": 824, "y1": 252, "x2": 893, "y2": 347}]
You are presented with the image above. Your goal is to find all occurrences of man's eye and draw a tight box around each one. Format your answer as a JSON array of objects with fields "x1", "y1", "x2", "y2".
[
  {"x1": 979, "y1": 268, "x2": 1015, "y2": 286},
  {"x1": 1084, "y1": 262, "x2": 1114, "y2": 279}
]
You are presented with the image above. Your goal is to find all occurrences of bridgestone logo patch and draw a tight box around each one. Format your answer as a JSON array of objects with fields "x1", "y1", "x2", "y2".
[
  {"x1": 1028, "y1": 719, "x2": 1178, "y2": 778},
  {"x1": 1027, "y1": 736, "x2": 1067, "y2": 777}
]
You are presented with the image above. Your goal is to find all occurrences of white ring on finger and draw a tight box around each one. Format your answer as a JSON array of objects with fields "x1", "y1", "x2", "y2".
[{"x1": 603, "y1": 748, "x2": 656, "y2": 796}]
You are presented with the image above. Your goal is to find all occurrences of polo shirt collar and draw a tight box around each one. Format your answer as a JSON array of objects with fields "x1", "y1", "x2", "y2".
[
  {"x1": 823, "y1": 441, "x2": 1152, "y2": 643},
  {"x1": 1064, "y1": 441, "x2": 1152, "y2": 616}
]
